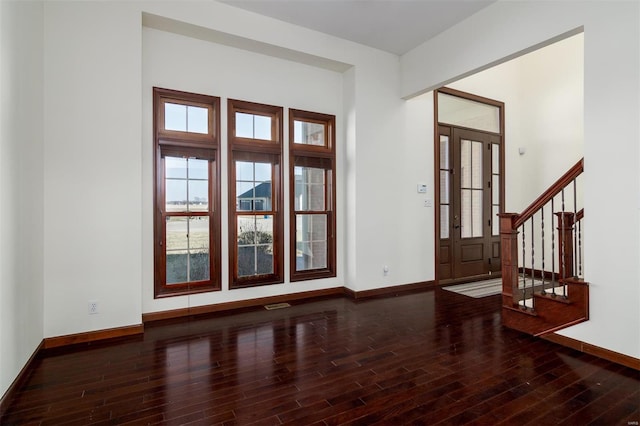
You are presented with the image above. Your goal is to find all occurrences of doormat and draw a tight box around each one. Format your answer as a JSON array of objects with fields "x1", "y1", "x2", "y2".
[
  {"x1": 443, "y1": 278, "x2": 503, "y2": 298},
  {"x1": 443, "y1": 277, "x2": 545, "y2": 298}
]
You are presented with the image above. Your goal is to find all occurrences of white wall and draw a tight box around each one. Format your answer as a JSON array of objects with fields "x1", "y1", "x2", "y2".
[
  {"x1": 351, "y1": 61, "x2": 436, "y2": 290},
  {"x1": 43, "y1": 1, "x2": 142, "y2": 337},
  {"x1": 0, "y1": 0, "x2": 45, "y2": 399},
  {"x1": 402, "y1": 0, "x2": 640, "y2": 359}
]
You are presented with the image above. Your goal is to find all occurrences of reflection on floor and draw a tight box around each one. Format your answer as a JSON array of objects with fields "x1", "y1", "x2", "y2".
[{"x1": 1, "y1": 288, "x2": 638, "y2": 425}]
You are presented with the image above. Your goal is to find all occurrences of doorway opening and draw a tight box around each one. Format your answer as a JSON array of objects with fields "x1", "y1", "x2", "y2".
[{"x1": 435, "y1": 87, "x2": 504, "y2": 284}]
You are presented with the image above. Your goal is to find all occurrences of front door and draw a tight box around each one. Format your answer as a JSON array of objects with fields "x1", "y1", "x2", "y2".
[{"x1": 439, "y1": 125, "x2": 502, "y2": 280}]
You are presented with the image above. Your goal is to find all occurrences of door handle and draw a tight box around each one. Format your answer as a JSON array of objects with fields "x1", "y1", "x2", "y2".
[{"x1": 454, "y1": 225, "x2": 460, "y2": 229}]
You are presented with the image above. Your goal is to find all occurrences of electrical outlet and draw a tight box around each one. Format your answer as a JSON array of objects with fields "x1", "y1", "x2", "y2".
[{"x1": 88, "y1": 300, "x2": 98, "y2": 315}]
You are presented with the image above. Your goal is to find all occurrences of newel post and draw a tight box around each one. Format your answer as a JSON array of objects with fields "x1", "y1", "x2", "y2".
[
  {"x1": 556, "y1": 212, "x2": 575, "y2": 282},
  {"x1": 499, "y1": 213, "x2": 520, "y2": 307}
]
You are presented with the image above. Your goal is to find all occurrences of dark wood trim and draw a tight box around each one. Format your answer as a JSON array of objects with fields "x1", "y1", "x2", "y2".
[
  {"x1": 43, "y1": 324, "x2": 144, "y2": 349},
  {"x1": 434, "y1": 87, "x2": 505, "y2": 284},
  {"x1": 438, "y1": 86, "x2": 505, "y2": 108},
  {"x1": 0, "y1": 340, "x2": 43, "y2": 416},
  {"x1": 542, "y1": 333, "x2": 640, "y2": 371},
  {"x1": 145, "y1": 281, "x2": 438, "y2": 323},
  {"x1": 433, "y1": 92, "x2": 441, "y2": 284},
  {"x1": 143, "y1": 287, "x2": 345, "y2": 323},
  {"x1": 344, "y1": 281, "x2": 436, "y2": 300},
  {"x1": 514, "y1": 158, "x2": 583, "y2": 228}
]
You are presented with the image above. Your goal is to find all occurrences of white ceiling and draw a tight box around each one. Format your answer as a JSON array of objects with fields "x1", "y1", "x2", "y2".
[{"x1": 220, "y1": 0, "x2": 496, "y2": 55}]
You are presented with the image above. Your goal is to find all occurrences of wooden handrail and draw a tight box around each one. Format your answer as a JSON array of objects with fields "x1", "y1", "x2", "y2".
[
  {"x1": 576, "y1": 208, "x2": 584, "y2": 222},
  {"x1": 513, "y1": 158, "x2": 583, "y2": 228}
]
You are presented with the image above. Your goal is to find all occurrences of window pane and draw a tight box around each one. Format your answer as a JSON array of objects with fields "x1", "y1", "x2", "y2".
[
  {"x1": 296, "y1": 214, "x2": 327, "y2": 271},
  {"x1": 166, "y1": 217, "x2": 188, "y2": 284},
  {"x1": 188, "y1": 180, "x2": 208, "y2": 212},
  {"x1": 492, "y1": 143, "x2": 500, "y2": 172},
  {"x1": 461, "y1": 139, "x2": 471, "y2": 188},
  {"x1": 256, "y1": 246, "x2": 273, "y2": 274},
  {"x1": 471, "y1": 141, "x2": 483, "y2": 189},
  {"x1": 187, "y1": 106, "x2": 208, "y2": 134},
  {"x1": 472, "y1": 190, "x2": 483, "y2": 238},
  {"x1": 166, "y1": 156, "x2": 187, "y2": 179},
  {"x1": 492, "y1": 174, "x2": 500, "y2": 205},
  {"x1": 237, "y1": 246, "x2": 255, "y2": 277},
  {"x1": 166, "y1": 216, "x2": 210, "y2": 284},
  {"x1": 254, "y1": 162, "x2": 271, "y2": 182},
  {"x1": 188, "y1": 158, "x2": 208, "y2": 179},
  {"x1": 235, "y1": 113, "x2": 272, "y2": 140},
  {"x1": 235, "y1": 113, "x2": 254, "y2": 138},
  {"x1": 237, "y1": 215, "x2": 273, "y2": 277},
  {"x1": 461, "y1": 189, "x2": 471, "y2": 238},
  {"x1": 189, "y1": 216, "x2": 210, "y2": 282},
  {"x1": 440, "y1": 135, "x2": 449, "y2": 169},
  {"x1": 294, "y1": 120, "x2": 325, "y2": 146},
  {"x1": 190, "y1": 250, "x2": 210, "y2": 281},
  {"x1": 440, "y1": 170, "x2": 449, "y2": 204},
  {"x1": 295, "y1": 166, "x2": 325, "y2": 211},
  {"x1": 254, "y1": 115, "x2": 272, "y2": 140},
  {"x1": 236, "y1": 161, "x2": 272, "y2": 212},
  {"x1": 236, "y1": 181, "x2": 272, "y2": 211},
  {"x1": 236, "y1": 161, "x2": 254, "y2": 181},
  {"x1": 440, "y1": 205, "x2": 449, "y2": 239},
  {"x1": 236, "y1": 182, "x2": 253, "y2": 211},
  {"x1": 437, "y1": 92, "x2": 500, "y2": 133},
  {"x1": 166, "y1": 179, "x2": 187, "y2": 212},
  {"x1": 165, "y1": 103, "x2": 187, "y2": 132},
  {"x1": 166, "y1": 157, "x2": 210, "y2": 213},
  {"x1": 492, "y1": 205, "x2": 500, "y2": 236}
]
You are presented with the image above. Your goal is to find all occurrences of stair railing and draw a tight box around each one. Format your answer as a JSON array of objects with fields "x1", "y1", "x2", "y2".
[{"x1": 499, "y1": 158, "x2": 584, "y2": 311}]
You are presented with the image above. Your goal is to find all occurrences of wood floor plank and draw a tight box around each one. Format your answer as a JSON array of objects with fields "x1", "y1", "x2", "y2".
[{"x1": 1, "y1": 289, "x2": 638, "y2": 425}]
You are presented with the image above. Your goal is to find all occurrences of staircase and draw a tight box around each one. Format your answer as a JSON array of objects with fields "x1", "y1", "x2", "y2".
[{"x1": 499, "y1": 159, "x2": 588, "y2": 336}]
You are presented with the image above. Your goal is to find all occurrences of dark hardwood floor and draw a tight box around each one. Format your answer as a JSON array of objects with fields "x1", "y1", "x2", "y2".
[{"x1": 2, "y1": 288, "x2": 638, "y2": 425}]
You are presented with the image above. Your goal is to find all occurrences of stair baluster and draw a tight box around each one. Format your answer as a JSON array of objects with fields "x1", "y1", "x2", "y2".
[
  {"x1": 551, "y1": 198, "x2": 556, "y2": 297},
  {"x1": 573, "y1": 178, "x2": 578, "y2": 279},
  {"x1": 521, "y1": 223, "x2": 526, "y2": 309},
  {"x1": 530, "y1": 214, "x2": 535, "y2": 310}
]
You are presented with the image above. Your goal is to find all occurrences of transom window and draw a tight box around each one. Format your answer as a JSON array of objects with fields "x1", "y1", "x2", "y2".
[
  {"x1": 235, "y1": 112, "x2": 273, "y2": 140},
  {"x1": 293, "y1": 120, "x2": 326, "y2": 147},
  {"x1": 164, "y1": 103, "x2": 209, "y2": 134}
]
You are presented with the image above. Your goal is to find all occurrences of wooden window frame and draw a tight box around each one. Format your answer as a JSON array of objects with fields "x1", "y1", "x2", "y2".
[
  {"x1": 289, "y1": 109, "x2": 336, "y2": 282},
  {"x1": 153, "y1": 87, "x2": 221, "y2": 298},
  {"x1": 228, "y1": 99, "x2": 284, "y2": 288}
]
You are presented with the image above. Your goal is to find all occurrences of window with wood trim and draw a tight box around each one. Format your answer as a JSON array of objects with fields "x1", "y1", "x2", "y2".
[
  {"x1": 289, "y1": 109, "x2": 336, "y2": 281},
  {"x1": 153, "y1": 87, "x2": 221, "y2": 297},
  {"x1": 228, "y1": 99, "x2": 284, "y2": 288}
]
